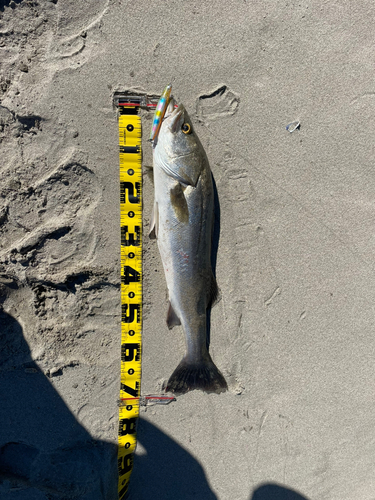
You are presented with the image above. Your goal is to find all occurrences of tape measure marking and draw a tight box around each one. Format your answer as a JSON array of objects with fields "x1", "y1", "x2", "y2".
[{"x1": 117, "y1": 109, "x2": 142, "y2": 500}]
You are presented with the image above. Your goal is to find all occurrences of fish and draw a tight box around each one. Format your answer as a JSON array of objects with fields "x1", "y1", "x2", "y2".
[
  {"x1": 149, "y1": 84, "x2": 172, "y2": 143},
  {"x1": 150, "y1": 98, "x2": 227, "y2": 395}
]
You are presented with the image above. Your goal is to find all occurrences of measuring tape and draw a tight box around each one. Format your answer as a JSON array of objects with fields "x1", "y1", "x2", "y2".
[
  {"x1": 115, "y1": 92, "x2": 176, "y2": 499},
  {"x1": 117, "y1": 103, "x2": 142, "y2": 500}
]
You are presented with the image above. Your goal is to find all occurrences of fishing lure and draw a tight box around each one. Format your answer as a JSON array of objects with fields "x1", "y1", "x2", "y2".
[{"x1": 149, "y1": 84, "x2": 172, "y2": 143}]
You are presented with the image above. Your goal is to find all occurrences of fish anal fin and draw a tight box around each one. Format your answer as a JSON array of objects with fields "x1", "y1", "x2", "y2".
[
  {"x1": 166, "y1": 301, "x2": 181, "y2": 330},
  {"x1": 149, "y1": 201, "x2": 158, "y2": 239}
]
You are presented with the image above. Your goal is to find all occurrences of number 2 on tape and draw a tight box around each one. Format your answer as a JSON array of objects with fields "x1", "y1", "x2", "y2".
[{"x1": 117, "y1": 108, "x2": 142, "y2": 500}]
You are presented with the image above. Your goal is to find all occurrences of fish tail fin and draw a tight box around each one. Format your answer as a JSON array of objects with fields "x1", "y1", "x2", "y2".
[{"x1": 166, "y1": 354, "x2": 227, "y2": 395}]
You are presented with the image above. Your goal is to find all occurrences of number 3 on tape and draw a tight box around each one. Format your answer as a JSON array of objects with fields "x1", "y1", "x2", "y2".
[{"x1": 117, "y1": 106, "x2": 142, "y2": 500}]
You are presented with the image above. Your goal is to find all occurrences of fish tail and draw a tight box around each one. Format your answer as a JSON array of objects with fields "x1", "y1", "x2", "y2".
[{"x1": 166, "y1": 354, "x2": 227, "y2": 395}]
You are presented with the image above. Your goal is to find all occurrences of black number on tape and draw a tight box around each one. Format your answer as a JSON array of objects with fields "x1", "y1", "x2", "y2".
[
  {"x1": 119, "y1": 145, "x2": 141, "y2": 154},
  {"x1": 118, "y1": 453, "x2": 133, "y2": 474},
  {"x1": 121, "y1": 226, "x2": 140, "y2": 247},
  {"x1": 122, "y1": 304, "x2": 140, "y2": 323},
  {"x1": 121, "y1": 343, "x2": 141, "y2": 362},
  {"x1": 118, "y1": 481, "x2": 129, "y2": 500},
  {"x1": 119, "y1": 417, "x2": 137, "y2": 436},
  {"x1": 122, "y1": 266, "x2": 140, "y2": 284},
  {"x1": 120, "y1": 181, "x2": 140, "y2": 204},
  {"x1": 121, "y1": 381, "x2": 140, "y2": 397}
]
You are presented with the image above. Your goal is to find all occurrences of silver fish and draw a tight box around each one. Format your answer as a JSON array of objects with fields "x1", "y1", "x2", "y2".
[{"x1": 150, "y1": 100, "x2": 227, "y2": 395}]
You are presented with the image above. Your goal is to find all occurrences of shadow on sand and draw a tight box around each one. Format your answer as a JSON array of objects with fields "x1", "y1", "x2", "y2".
[
  {"x1": 0, "y1": 0, "x2": 23, "y2": 12},
  {"x1": 0, "y1": 311, "x2": 311, "y2": 500},
  {"x1": 206, "y1": 173, "x2": 221, "y2": 350},
  {"x1": 0, "y1": 310, "x2": 219, "y2": 500},
  {"x1": 129, "y1": 417, "x2": 218, "y2": 500},
  {"x1": 0, "y1": 310, "x2": 118, "y2": 500},
  {"x1": 250, "y1": 483, "x2": 310, "y2": 500}
]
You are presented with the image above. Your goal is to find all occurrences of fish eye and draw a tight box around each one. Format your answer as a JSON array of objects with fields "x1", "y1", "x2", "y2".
[{"x1": 181, "y1": 123, "x2": 191, "y2": 134}]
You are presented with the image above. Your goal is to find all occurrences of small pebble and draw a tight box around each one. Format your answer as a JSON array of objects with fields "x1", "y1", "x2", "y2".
[
  {"x1": 50, "y1": 366, "x2": 62, "y2": 377},
  {"x1": 286, "y1": 121, "x2": 300, "y2": 133},
  {"x1": 19, "y1": 62, "x2": 29, "y2": 73}
]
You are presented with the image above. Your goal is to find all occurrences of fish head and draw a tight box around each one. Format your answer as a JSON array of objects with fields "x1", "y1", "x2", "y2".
[
  {"x1": 155, "y1": 103, "x2": 206, "y2": 186},
  {"x1": 161, "y1": 103, "x2": 196, "y2": 154}
]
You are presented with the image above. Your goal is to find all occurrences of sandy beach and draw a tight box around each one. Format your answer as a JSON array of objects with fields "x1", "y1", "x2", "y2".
[{"x1": 1, "y1": 1, "x2": 375, "y2": 499}]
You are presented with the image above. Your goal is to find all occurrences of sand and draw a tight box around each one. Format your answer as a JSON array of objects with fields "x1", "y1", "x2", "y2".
[{"x1": 1, "y1": 1, "x2": 375, "y2": 499}]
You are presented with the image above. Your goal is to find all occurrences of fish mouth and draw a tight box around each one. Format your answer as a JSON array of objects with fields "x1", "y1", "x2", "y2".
[
  {"x1": 165, "y1": 104, "x2": 185, "y2": 133},
  {"x1": 163, "y1": 97, "x2": 176, "y2": 118}
]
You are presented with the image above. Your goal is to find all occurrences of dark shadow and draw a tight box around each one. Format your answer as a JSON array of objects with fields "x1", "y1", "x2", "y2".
[
  {"x1": 128, "y1": 417, "x2": 218, "y2": 500},
  {"x1": 0, "y1": 309, "x2": 217, "y2": 499},
  {"x1": 0, "y1": 0, "x2": 24, "y2": 12},
  {"x1": 211, "y1": 173, "x2": 220, "y2": 279},
  {"x1": 0, "y1": 310, "x2": 118, "y2": 500},
  {"x1": 250, "y1": 483, "x2": 310, "y2": 500},
  {"x1": 206, "y1": 173, "x2": 220, "y2": 349}
]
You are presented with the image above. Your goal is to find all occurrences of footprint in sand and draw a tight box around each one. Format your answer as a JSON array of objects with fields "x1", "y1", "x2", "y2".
[{"x1": 196, "y1": 85, "x2": 239, "y2": 123}]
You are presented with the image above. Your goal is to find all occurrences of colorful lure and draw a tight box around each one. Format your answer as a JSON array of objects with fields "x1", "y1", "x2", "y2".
[{"x1": 149, "y1": 84, "x2": 172, "y2": 143}]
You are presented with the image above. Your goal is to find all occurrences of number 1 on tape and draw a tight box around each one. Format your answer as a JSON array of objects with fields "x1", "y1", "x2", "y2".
[{"x1": 117, "y1": 107, "x2": 142, "y2": 500}]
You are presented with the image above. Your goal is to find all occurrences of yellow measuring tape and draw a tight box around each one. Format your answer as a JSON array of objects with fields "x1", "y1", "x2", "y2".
[
  {"x1": 114, "y1": 92, "x2": 176, "y2": 498},
  {"x1": 117, "y1": 107, "x2": 142, "y2": 500}
]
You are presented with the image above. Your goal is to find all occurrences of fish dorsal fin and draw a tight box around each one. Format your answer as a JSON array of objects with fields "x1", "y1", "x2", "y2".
[
  {"x1": 149, "y1": 201, "x2": 159, "y2": 239},
  {"x1": 166, "y1": 301, "x2": 181, "y2": 330}
]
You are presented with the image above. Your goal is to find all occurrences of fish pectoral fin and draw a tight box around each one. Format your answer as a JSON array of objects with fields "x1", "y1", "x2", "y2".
[
  {"x1": 166, "y1": 301, "x2": 181, "y2": 330},
  {"x1": 170, "y1": 183, "x2": 189, "y2": 223},
  {"x1": 207, "y1": 272, "x2": 220, "y2": 308},
  {"x1": 149, "y1": 201, "x2": 159, "y2": 239}
]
